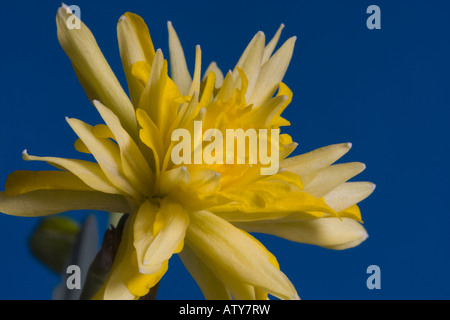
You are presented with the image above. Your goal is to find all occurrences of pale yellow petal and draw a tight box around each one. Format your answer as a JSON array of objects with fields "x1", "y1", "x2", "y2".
[
  {"x1": 186, "y1": 210, "x2": 299, "y2": 300},
  {"x1": 66, "y1": 117, "x2": 141, "y2": 198},
  {"x1": 232, "y1": 31, "x2": 265, "y2": 98},
  {"x1": 167, "y1": 21, "x2": 192, "y2": 95},
  {"x1": 203, "y1": 62, "x2": 224, "y2": 88},
  {"x1": 22, "y1": 150, "x2": 122, "y2": 195},
  {"x1": 179, "y1": 244, "x2": 231, "y2": 300},
  {"x1": 323, "y1": 182, "x2": 376, "y2": 212},
  {"x1": 5, "y1": 170, "x2": 93, "y2": 196},
  {"x1": 135, "y1": 200, "x2": 189, "y2": 274},
  {"x1": 233, "y1": 31, "x2": 264, "y2": 82},
  {"x1": 248, "y1": 36, "x2": 296, "y2": 107},
  {"x1": 262, "y1": 24, "x2": 285, "y2": 64},
  {"x1": 138, "y1": 49, "x2": 181, "y2": 141},
  {"x1": 117, "y1": 12, "x2": 155, "y2": 105},
  {"x1": 182, "y1": 241, "x2": 266, "y2": 300},
  {"x1": 0, "y1": 190, "x2": 134, "y2": 217},
  {"x1": 187, "y1": 45, "x2": 202, "y2": 97},
  {"x1": 281, "y1": 143, "x2": 352, "y2": 183},
  {"x1": 303, "y1": 162, "x2": 366, "y2": 198},
  {"x1": 235, "y1": 216, "x2": 368, "y2": 250},
  {"x1": 93, "y1": 100, "x2": 154, "y2": 196},
  {"x1": 132, "y1": 200, "x2": 158, "y2": 274},
  {"x1": 136, "y1": 108, "x2": 165, "y2": 173},
  {"x1": 56, "y1": 5, "x2": 137, "y2": 138}
]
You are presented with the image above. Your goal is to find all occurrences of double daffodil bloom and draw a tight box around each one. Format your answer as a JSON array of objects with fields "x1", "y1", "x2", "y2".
[{"x1": 0, "y1": 6, "x2": 375, "y2": 300}]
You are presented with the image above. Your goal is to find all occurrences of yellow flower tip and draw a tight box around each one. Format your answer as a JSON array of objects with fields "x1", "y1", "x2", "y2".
[
  {"x1": 61, "y1": 3, "x2": 69, "y2": 10},
  {"x1": 347, "y1": 142, "x2": 352, "y2": 149},
  {"x1": 293, "y1": 293, "x2": 300, "y2": 300},
  {"x1": 21, "y1": 149, "x2": 29, "y2": 160},
  {"x1": 363, "y1": 229, "x2": 369, "y2": 241},
  {"x1": 365, "y1": 182, "x2": 376, "y2": 195},
  {"x1": 283, "y1": 35, "x2": 297, "y2": 47},
  {"x1": 119, "y1": 15, "x2": 127, "y2": 22}
]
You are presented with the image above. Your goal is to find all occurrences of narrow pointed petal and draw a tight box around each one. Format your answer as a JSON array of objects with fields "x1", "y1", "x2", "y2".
[
  {"x1": 232, "y1": 32, "x2": 265, "y2": 97},
  {"x1": 248, "y1": 36, "x2": 296, "y2": 107},
  {"x1": 179, "y1": 244, "x2": 231, "y2": 300},
  {"x1": 5, "y1": 170, "x2": 93, "y2": 196},
  {"x1": 66, "y1": 117, "x2": 141, "y2": 198},
  {"x1": 262, "y1": 24, "x2": 285, "y2": 63},
  {"x1": 324, "y1": 182, "x2": 376, "y2": 212},
  {"x1": 187, "y1": 45, "x2": 202, "y2": 97},
  {"x1": 0, "y1": 190, "x2": 134, "y2": 217},
  {"x1": 186, "y1": 210, "x2": 299, "y2": 300},
  {"x1": 93, "y1": 100, "x2": 154, "y2": 196},
  {"x1": 303, "y1": 162, "x2": 367, "y2": 198},
  {"x1": 22, "y1": 150, "x2": 122, "y2": 195},
  {"x1": 203, "y1": 62, "x2": 224, "y2": 88},
  {"x1": 235, "y1": 217, "x2": 368, "y2": 250},
  {"x1": 117, "y1": 13, "x2": 155, "y2": 105},
  {"x1": 56, "y1": 6, "x2": 137, "y2": 138},
  {"x1": 167, "y1": 21, "x2": 192, "y2": 95},
  {"x1": 136, "y1": 108, "x2": 165, "y2": 173},
  {"x1": 233, "y1": 31, "x2": 264, "y2": 80},
  {"x1": 138, "y1": 50, "x2": 181, "y2": 140},
  {"x1": 281, "y1": 143, "x2": 352, "y2": 181}
]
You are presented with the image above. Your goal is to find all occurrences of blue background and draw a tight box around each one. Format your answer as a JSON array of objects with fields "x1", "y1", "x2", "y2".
[{"x1": 0, "y1": 0, "x2": 449, "y2": 300}]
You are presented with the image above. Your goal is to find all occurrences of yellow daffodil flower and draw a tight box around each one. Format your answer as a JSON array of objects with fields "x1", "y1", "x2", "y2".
[{"x1": 0, "y1": 5, "x2": 375, "y2": 300}]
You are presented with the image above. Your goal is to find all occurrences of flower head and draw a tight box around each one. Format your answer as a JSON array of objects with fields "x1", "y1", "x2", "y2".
[{"x1": 0, "y1": 6, "x2": 374, "y2": 300}]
